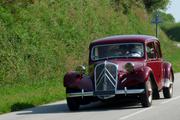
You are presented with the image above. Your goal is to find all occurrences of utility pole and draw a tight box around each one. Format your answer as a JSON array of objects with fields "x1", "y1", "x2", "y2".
[{"x1": 152, "y1": 11, "x2": 162, "y2": 38}]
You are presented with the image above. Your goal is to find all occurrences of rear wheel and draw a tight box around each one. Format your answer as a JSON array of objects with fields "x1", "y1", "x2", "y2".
[
  {"x1": 163, "y1": 74, "x2": 173, "y2": 98},
  {"x1": 141, "y1": 78, "x2": 153, "y2": 107}
]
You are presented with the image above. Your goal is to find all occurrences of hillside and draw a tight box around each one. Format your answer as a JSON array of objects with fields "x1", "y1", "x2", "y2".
[
  {"x1": 161, "y1": 23, "x2": 180, "y2": 42},
  {"x1": 0, "y1": 0, "x2": 180, "y2": 113}
]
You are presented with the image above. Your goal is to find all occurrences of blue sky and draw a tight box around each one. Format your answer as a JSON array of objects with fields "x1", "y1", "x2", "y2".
[{"x1": 166, "y1": 0, "x2": 180, "y2": 22}]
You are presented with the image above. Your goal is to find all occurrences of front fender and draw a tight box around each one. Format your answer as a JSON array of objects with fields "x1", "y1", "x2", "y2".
[
  {"x1": 64, "y1": 71, "x2": 93, "y2": 91},
  {"x1": 119, "y1": 66, "x2": 155, "y2": 87},
  {"x1": 142, "y1": 66, "x2": 159, "y2": 89},
  {"x1": 142, "y1": 66, "x2": 155, "y2": 82}
]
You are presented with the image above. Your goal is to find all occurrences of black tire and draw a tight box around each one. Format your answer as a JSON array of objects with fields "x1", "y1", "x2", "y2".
[
  {"x1": 153, "y1": 89, "x2": 160, "y2": 99},
  {"x1": 66, "y1": 97, "x2": 80, "y2": 111},
  {"x1": 141, "y1": 78, "x2": 153, "y2": 107},
  {"x1": 163, "y1": 86, "x2": 173, "y2": 98},
  {"x1": 163, "y1": 74, "x2": 173, "y2": 99}
]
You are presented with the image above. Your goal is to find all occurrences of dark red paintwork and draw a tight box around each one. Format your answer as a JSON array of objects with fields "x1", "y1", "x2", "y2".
[{"x1": 64, "y1": 35, "x2": 174, "y2": 94}]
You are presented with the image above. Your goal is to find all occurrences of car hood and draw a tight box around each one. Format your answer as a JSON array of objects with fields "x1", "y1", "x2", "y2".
[
  {"x1": 107, "y1": 59, "x2": 146, "y2": 87},
  {"x1": 89, "y1": 59, "x2": 146, "y2": 78},
  {"x1": 89, "y1": 59, "x2": 146, "y2": 87},
  {"x1": 104, "y1": 59, "x2": 146, "y2": 72}
]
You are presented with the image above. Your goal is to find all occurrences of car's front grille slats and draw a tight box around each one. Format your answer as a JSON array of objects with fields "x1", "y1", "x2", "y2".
[{"x1": 94, "y1": 61, "x2": 118, "y2": 98}]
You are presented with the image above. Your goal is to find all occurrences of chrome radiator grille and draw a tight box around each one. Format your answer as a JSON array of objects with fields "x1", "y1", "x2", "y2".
[{"x1": 94, "y1": 61, "x2": 118, "y2": 93}]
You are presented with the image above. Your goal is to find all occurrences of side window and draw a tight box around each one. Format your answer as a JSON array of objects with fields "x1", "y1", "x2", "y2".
[
  {"x1": 146, "y1": 42, "x2": 156, "y2": 59},
  {"x1": 155, "y1": 42, "x2": 162, "y2": 58}
]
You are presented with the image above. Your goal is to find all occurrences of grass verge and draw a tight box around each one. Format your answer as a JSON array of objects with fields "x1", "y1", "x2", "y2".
[{"x1": 0, "y1": 80, "x2": 65, "y2": 114}]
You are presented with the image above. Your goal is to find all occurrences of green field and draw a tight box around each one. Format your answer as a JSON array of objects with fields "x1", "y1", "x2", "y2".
[{"x1": 0, "y1": 0, "x2": 180, "y2": 114}]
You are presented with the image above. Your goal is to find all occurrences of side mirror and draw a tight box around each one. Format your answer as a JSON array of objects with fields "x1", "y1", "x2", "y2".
[{"x1": 75, "y1": 65, "x2": 86, "y2": 75}]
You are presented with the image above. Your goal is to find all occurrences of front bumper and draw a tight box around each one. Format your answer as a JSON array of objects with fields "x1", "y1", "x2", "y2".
[{"x1": 66, "y1": 88, "x2": 145, "y2": 98}]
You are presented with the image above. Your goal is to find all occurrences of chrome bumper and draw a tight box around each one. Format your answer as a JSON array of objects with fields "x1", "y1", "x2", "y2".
[{"x1": 66, "y1": 89, "x2": 145, "y2": 98}]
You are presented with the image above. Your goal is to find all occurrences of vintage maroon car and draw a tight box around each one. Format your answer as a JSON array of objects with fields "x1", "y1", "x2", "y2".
[{"x1": 64, "y1": 35, "x2": 174, "y2": 111}]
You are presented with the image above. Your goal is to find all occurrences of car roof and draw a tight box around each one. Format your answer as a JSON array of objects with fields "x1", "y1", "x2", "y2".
[{"x1": 90, "y1": 35, "x2": 158, "y2": 47}]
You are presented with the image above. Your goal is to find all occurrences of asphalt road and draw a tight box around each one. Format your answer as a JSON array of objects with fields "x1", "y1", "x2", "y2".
[{"x1": 0, "y1": 73, "x2": 180, "y2": 120}]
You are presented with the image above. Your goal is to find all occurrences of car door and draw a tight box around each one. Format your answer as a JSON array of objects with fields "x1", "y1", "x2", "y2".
[
  {"x1": 154, "y1": 41, "x2": 164, "y2": 86},
  {"x1": 146, "y1": 42, "x2": 163, "y2": 89}
]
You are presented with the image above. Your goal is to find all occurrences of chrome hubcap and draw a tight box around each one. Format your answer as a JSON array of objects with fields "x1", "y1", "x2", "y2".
[
  {"x1": 147, "y1": 80, "x2": 152, "y2": 103},
  {"x1": 169, "y1": 85, "x2": 173, "y2": 95},
  {"x1": 169, "y1": 74, "x2": 173, "y2": 96}
]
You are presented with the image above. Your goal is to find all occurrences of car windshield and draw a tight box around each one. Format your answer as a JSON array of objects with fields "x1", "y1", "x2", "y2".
[{"x1": 91, "y1": 43, "x2": 144, "y2": 61}]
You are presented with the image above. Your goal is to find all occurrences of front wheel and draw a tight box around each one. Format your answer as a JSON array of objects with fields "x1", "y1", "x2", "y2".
[
  {"x1": 66, "y1": 97, "x2": 80, "y2": 111},
  {"x1": 141, "y1": 78, "x2": 153, "y2": 107}
]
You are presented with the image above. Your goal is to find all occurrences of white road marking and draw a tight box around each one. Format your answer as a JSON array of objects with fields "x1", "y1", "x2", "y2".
[
  {"x1": 118, "y1": 95, "x2": 180, "y2": 120},
  {"x1": 161, "y1": 96, "x2": 180, "y2": 104},
  {"x1": 118, "y1": 107, "x2": 152, "y2": 120}
]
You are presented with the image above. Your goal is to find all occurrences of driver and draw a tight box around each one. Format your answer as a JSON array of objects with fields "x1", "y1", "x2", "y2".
[
  {"x1": 118, "y1": 44, "x2": 129, "y2": 56},
  {"x1": 129, "y1": 44, "x2": 142, "y2": 57}
]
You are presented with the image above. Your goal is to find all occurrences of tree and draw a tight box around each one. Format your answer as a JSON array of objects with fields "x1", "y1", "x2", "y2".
[
  {"x1": 143, "y1": 0, "x2": 170, "y2": 12},
  {"x1": 159, "y1": 11, "x2": 175, "y2": 24}
]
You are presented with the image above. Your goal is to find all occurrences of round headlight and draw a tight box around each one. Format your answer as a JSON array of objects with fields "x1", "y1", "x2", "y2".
[
  {"x1": 75, "y1": 65, "x2": 86, "y2": 75},
  {"x1": 124, "y1": 62, "x2": 134, "y2": 73}
]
